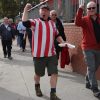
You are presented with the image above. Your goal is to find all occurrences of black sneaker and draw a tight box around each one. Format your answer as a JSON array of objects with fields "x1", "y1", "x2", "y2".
[
  {"x1": 85, "y1": 75, "x2": 91, "y2": 89},
  {"x1": 4, "y1": 55, "x2": 7, "y2": 58},
  {"x1": 8, "y1": 56, "x2": 13, "y2": 60},
  {"x1": 22, "y1": 49, "x2": 25, "y2": 52},
  {"x1": 93, "y1": 88, "x2": 100, "y2": 98},
  {"x1": 35, "y1": 84, "x2": 43, "y2": 97},
  {"x1": 86, "y1": 83, "x2": 91, "y2": 89},
  {"x1": 50, "y1": 92, "x2": 61, "y2": 100}
]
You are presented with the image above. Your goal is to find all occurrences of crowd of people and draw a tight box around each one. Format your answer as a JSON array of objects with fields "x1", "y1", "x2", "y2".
[
  {"x1": 0, "y1": 17, "x2": 32, "y2": 60},
  {"x1": 0, "y1": 1, "x2": 100, "y2": 100}
]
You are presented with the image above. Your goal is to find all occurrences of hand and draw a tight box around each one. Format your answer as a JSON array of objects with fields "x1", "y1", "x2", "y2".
[
  {"x1": 24, "y1": 3, "x2": 32, "y2": 11},
  {"x1": 79, "y1": 4, "x2": 84, "y2": 10},
  {"x1": 63, "y1": 41, "x2": 68, "y2": 47}
]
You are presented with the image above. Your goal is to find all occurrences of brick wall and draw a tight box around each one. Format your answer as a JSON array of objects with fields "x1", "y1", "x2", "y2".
[{"x1": 64, "y1": 23, "x2": 100, "y2": 80}]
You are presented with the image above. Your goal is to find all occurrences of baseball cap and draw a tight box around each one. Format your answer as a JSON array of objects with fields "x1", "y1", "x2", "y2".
[{"x1": 40, "y1": 5, "x2": 50, "y2": 11}]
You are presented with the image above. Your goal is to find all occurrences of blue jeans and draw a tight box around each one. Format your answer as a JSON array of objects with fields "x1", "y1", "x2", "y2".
[
  {"x1": 17, "y1": 35, "x2": 20, "y2": 46},
  {"x1": 28, "y1": 38, "x2": 32, "y2": 50},
  {"x1": 83, "y1": 50, "x2": 100, "y2": 89}
]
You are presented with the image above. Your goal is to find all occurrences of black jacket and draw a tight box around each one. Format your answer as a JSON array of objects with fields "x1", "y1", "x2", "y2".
[
  {"x1": 0, "y1": 23, "x2": 15, "y2": 40},
  {"x1": 54, "y1": 18, "x2": 66, "y2": 52}
]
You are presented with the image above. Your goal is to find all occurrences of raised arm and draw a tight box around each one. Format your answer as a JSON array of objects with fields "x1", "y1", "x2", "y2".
[
  {"x1": 22, "y1": 3, "x2": 32, "y2": 21},
  {"x1": 75, "y1": 5, "x2": 85, "y2": 27}
]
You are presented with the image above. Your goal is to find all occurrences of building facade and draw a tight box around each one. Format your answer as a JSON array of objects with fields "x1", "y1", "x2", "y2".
[
  {"x1": 44, "y1": 0, "x2": 100, "y2": 79},
  {"x1": 16, "y1": 0, "x2": 100, "y2": 79},
  {"x1": 47, "y1": 0, "x2": 100, "y2": 22}
]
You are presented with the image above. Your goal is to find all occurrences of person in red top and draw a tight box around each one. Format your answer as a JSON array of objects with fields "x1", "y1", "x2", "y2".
[
  {"x1": 22, "y1": 3, "x2": 65, "y2": 100},
  {"x1": 75, "y1": 1, "x2": 100, "y2": 98}
]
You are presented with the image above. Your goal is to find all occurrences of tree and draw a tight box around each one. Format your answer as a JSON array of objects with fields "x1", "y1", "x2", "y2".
[
  {"x1": 0, "y1": 0, "x2": 3, "y2": 18},
  {"x1": 0, "y1": 0, "x2": 18, "y2": 18},
  {"x1": 0, "y1": 0, "x2": 40, "y2": 18}
]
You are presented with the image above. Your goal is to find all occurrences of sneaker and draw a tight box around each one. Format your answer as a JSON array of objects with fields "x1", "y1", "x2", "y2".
[
  {"x1": 22, "y1": 49, "x2": 25, "y2": 52},
  {"x1": 8, "y1": 56, "x2": 13, "y2": 60},
  {"x1": 93, "y1": 88, "x2": 100, "y2": 98},
  {"x1": 85, "y1": 75, "x2": 91, "y2": 89},
  {"x1": 86, "y1": 83, "x2": 91, "y2": 89},
  {"x1": 4, "y1": 55, "x2": 7, "y2": 58},
  {"x1": 50, "y1": 93, "x2": 61, "y2": 100},
  {"x1": 35, "y1": 84, "x2": 43, "y2": 97}
]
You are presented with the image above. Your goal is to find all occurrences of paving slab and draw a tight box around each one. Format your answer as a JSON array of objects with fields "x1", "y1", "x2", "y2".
[{"x1": 0, "y1": 41, "x2": 99, "y2": 100}]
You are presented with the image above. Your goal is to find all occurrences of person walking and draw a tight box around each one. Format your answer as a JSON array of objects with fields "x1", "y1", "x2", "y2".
[
  {"x1": 15, "y1": 19, "x2": 20, "y2": 46},
  {"x1": 17, "y1": 21, "x2": 26, "y2": 52},
  {"x1": 25, "y1": 28, "x2": 32, "y2": 50},
  {"x1": 75, "y1": 1, "x2": 100, "y2": 98},
  {"x1": 22, "y1": 3, "x2": 65, "y2": 100},
  {"x1": 50, "y1": 10, "x2": 66, "y2": 59},
  {"x1": 8, "y1": 18, "x2": 17, "y2": 36},
  {"x1": 0, "y1": 17, "x2": 15, "y2": 60}
]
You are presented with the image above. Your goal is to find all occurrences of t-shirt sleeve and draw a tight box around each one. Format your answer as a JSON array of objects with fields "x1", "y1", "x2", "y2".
[{"x1": 22, "y1": 19, "x2": 36, "y2": 28}]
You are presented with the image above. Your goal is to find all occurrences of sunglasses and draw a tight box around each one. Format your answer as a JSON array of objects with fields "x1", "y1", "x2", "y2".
[
  {"x1": 51, "y1": 14, "x2": 57, "y2": 16},
  {"x1": 87, "y1": 7, "x2": 96, "y2": 10}
]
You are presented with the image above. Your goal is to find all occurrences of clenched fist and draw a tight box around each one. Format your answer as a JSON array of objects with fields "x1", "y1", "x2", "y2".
[
  {"x1": 79, "y1": 4, "x2": 84, "y2": 10},
  {"x1": 24, "y1": 3, "x2": 32, "y2": 11}
]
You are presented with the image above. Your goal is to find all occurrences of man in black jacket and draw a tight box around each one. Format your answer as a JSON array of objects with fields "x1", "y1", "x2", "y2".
[
  {"x1": 0, "y1": 17, "x2": 15, "y2": 59},
  {"x1": 50, "y1": 10, "x2": 66, "y2": 59}
]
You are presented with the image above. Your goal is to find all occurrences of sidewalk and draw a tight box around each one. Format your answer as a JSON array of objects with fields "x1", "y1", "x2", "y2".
[{"x1": 0, "y1": 41, "x2": 99, "y2": 100}]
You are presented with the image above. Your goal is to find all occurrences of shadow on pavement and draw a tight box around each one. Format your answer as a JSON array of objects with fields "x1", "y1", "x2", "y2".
[
  {"x1": 0, "y1": 57, "x2": 33, "y2": 67},
  {"x1": 58, "y1": 70, "x2": 85, "y2": 85},
  {"x1": 58, "y1": 70, "x2": 100, "y2": 88},
  {"x1": 12, "y1": 49, "x2": 32, "y2": 57},
  {"x1": 0, "y1": 87, "x2": 34, "y2": 100}
]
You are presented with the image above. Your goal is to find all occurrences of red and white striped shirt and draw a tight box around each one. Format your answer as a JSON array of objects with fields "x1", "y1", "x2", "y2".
[{"x1": 30, "y1": 18, "x2": 58, "y2": 57}]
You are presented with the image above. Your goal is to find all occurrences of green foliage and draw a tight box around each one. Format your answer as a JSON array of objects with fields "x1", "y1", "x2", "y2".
[
  {"x1": 0, "y1": 0, "x2": 40, "y2": 18},
  {"x1": 0, "y1": 0, "x2": 18, "y2": 18}
]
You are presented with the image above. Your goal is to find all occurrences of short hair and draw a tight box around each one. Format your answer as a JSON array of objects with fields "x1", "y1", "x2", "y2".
[
  {"x1": 87, "y1": 1, "x2": 96, "y2": 8},
  {"x1": 50, "y1": 10, "x2": 57, "y2": 15},
  {"x1": 3, "y1": 17, "x2": 8, "y2": 20},
  {"x1": 9, "y1": 18, "x2": 13, "y2": 22},
  {"x1": 40, "y1": 5, "x2": 50, "y2": 11}
]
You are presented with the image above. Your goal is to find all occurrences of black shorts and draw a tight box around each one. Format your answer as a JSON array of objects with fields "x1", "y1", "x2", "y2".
[{"x1": 33, "y1": 55, "x2": 58, "y2": 76}]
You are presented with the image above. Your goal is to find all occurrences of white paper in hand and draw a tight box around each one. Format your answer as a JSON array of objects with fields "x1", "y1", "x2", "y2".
[{"x1": 58, "y1": 42, "x2": 75, "y2": 49}]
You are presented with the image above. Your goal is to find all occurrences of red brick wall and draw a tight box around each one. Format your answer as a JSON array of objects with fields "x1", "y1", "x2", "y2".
[{"x1": 64, "y1": 23, "x2": 100, "y2": 80}]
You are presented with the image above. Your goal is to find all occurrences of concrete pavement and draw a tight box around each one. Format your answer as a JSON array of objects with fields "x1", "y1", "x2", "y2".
[{"x1": 0, "y1": 41, "x2": 100, "y2": 100}]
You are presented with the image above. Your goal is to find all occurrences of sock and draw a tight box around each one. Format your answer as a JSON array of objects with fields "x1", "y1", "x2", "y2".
[
  {"x1": 51, "y1": 88, "x2": 56, "y2": 93},
  {"x1": 35, "y1": 83, "x2": 40, "y2": 87}
]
